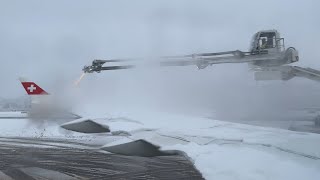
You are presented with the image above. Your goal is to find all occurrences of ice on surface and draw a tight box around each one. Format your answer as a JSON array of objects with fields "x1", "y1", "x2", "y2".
[
  {"x1": 168, "y1": 143, "x2": 320, "y2": 180},
  {"x1": 95, "y1": 110, "x2": 320, "y2": 180}
]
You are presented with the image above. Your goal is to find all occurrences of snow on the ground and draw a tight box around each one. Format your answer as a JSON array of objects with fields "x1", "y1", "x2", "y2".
[{"x1": 1, "y1": 109, "x2": 320, "y2": 180}]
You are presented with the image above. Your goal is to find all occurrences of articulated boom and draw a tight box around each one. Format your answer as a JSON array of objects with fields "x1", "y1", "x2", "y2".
[
  {"x1": 82, "y1": 30, "x2": 320, "y2": 82},
  {"x1": 83, "y1": 59, "x2": 134, "y2": 73}
]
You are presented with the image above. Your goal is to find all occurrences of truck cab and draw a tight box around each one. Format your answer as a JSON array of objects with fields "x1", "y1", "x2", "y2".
[{"x1": 250, "y1": 30, "x2": 285, "y2": 54}]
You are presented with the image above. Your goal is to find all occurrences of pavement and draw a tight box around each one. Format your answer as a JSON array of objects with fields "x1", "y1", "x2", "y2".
[{"x1": 0, "y1": 137, "x2": 204, "y2": 180}]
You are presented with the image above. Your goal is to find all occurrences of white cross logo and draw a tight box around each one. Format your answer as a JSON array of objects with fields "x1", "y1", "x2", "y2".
[{"x1": 27, "y1": 84, "x2": 37, "y2": 93}]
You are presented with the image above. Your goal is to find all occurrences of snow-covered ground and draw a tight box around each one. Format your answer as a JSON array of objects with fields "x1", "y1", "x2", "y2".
[{"x1": 1, "y1": 110, "x2": 320, "y2": 180}]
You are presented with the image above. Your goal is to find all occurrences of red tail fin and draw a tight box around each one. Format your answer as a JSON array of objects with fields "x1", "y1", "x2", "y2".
[{"x1": 20, "y1": 81, "x2": 49, "y2": 95}]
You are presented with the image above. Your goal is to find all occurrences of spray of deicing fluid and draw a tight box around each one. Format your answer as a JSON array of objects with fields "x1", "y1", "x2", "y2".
[{"x1": 74, "y1": 73, "x2": 86, "y2": 86}]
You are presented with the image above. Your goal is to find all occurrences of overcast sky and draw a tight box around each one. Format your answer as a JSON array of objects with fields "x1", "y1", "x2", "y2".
[{"x1": 0, "y1": 0, "x2": 320, "y2": 116}]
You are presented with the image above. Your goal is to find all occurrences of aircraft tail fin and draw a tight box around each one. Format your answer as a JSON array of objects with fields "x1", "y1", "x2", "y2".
[{"x1": 19, "y1": 78, "x2": 49, "y2": 95}]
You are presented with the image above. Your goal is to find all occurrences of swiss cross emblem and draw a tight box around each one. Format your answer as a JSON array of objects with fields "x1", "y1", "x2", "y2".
[{"x1": 27, "y1": 84, "x2": 37, "y2": 93}]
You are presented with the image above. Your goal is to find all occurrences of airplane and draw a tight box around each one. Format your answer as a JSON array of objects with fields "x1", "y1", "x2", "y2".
[
  {"x1": 82, "y1": 30, "x2": 320, "y2": 82},
  {"x1": 0, "y1": 79, "x2": 81, "y2": 120}
]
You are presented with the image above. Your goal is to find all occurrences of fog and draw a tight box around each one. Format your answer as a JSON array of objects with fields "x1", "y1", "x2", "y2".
[{"x1": 1, "y1": 0, "x2": 320, "y2": 121}]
